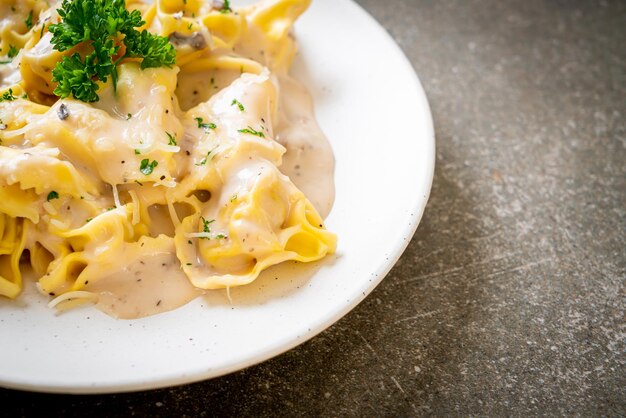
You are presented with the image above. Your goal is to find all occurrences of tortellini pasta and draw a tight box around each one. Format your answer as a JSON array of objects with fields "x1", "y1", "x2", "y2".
[{"x1": 0, "y1": 0, "x2": 336, "y2": 316}]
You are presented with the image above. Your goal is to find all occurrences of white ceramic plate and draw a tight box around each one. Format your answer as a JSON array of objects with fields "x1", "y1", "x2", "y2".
[{"x1": 0, "y1": 0, "x2": 434, "y2": 393}]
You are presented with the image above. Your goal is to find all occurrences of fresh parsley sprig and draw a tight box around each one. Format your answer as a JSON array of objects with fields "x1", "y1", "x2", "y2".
[{"x1": 49, "y1": 0, "x2": 176, "y2": 103}]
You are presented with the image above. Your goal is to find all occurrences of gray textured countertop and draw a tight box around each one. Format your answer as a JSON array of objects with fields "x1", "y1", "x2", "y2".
[{"x1": 3, "y1": 0, "x2": 625, "y2": 416}]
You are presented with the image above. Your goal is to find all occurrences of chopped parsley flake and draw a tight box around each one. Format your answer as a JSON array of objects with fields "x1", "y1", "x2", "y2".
[
  {"x1": 139, "y1": 159, "x2": 158, "y2": 175},
  {"x1": 195, "y1": 117, "x2": 216, "y2": 131},
  {"x1": 199, "y1": 216, "x2": 214, "y2": 239},
  {"x1": 166, "y1": 131, "x2": 177, "y2": 146},
  {"x1": 238, "y1": 126, "x2": 265, "y2": 138},
  {"x1": 47, "y1": 191, "x2": 59, "y2": 201},
  {"x1": 220, "y1": 0, "x2": 232, "y2": 13},
  {"x1": 7, "y1": 45, "x2": 18, "y2": 59},
  {"x1": 231, "y1": 99, "x2": 244, "y2": 111},
  {"x1": 0, "y1": 89, "x2": 17, "y2": 102},
  {"x1": 25, "y1": 10, "x2": 34, "y2": 30}
]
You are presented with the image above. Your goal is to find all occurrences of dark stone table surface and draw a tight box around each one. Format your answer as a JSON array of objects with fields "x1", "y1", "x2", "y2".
[{"x1": 3, "y1": 0, "x2": 624, "y2": 416}]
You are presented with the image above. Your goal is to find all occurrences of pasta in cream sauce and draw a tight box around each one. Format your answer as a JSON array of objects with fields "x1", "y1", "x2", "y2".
[{"x1": 0, "y1": 0, "x2": 336, "y2": 318}]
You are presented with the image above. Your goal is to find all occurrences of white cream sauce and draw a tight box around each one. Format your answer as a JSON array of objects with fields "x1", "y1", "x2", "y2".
[
  {"x1": 275, "y1": 75, "x2": 335, "y2": 218},
  {"x1": 0, "y1": 60, "x2": 21, "y2": 88},
  {"x1": 87, "y1": 251, "x2": 204, "y2": 319}
]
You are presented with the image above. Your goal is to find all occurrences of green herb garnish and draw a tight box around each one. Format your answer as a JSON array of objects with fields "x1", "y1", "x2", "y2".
[
  {"x1": 231, "y1": 99, "x2": 244, "y2": 111},
  {"x1": 7, "y1": 45, "x2": 19, "y2": 59},
  {"x1": 220, "y1": 0, "x2": 232, "y2": 13},
  {"x1": 25, "y1": 10, "x2": 34, "y2": 30},
  {"x1": 198, "y1": 216, "x2": 215, "y2": 239},
  {"x1": 238, "y1": 126, "x2": 265, "y2": 138},
  {"x1": 195, "y1": 117, "x2": 216, "y2": 131},
  {"x1": 47, "y1": 191, "x2": 59, "y2": 201},
  {"x1": 139, "y1": 158, "x2": 158, "y2": 175},
  {"x1": 49, "y1": 0, "x2": 176, "y2": 103},
  {"x1": 166, "y1": 131, "x2": 177, "y2": 146},
  {"x1": 0, "y1": 89, "x2": 17, "y2": 102}
]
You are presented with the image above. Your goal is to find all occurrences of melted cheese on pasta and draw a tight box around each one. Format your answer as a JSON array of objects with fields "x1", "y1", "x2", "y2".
[{"x1": 0, "y1": 0, "x2": 336, "y2": 318}]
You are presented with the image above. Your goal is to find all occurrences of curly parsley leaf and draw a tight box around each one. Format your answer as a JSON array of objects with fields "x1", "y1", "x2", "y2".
[
  {"x1": 52, "y1": 53, "x2": 100, "y2": 103},
  {"x1": 124, "y1": 29, "x2": 176, "y2": 69}
]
